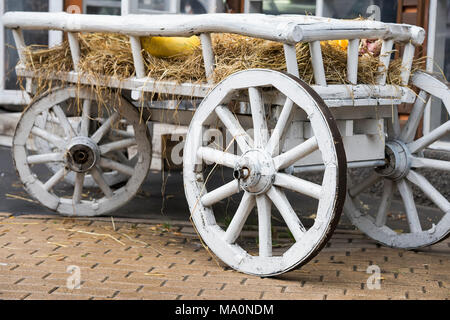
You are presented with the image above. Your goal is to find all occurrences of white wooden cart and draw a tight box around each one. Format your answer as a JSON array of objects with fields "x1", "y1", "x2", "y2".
[{"x1": 3, "y1": 12, "x2": 450, "y2": 276}]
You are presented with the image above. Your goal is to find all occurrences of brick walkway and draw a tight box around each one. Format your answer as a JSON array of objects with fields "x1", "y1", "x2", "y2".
[{"x1": 0, "y1": 212, "x2": 448, "y2": 300}]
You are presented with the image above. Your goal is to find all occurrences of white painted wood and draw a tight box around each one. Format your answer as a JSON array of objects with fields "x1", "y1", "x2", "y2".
[
  {"x1": 400, "y1": 42, "x2": 415, "y2": 85},
  {"x1": 256, "y1": 194, "x2": 272, "y2": 257},
  {"x1": 266, "y1": 98, "x2": 294, "y2": 156},
  {"x1": 80, "y1": 99, "x2": 91, "y2": 137},
  {"x1": 273, "y1": 136, "x2": 318, "y2": 170},
  {"x1": 349, "y1": 172, "x2": 380, "y2": 198},
  {"x1": 267, "y1": 186, "x2": 305, "y2": 242},
  {"x1": 67, "y1": 32, "x2": 81, "y2": 72},
  {"x1": 283, "y1": 44, "x2": 299, "y2": 77},
  {"x1": 377, "y1": 39, "x2": 394, "y2": 85},
  {"x1": 396, "y1": 179, "x2": 422, "y2": 233},
  {"x1": 91, "y1": 113, "x2": 120, "y2": 143},
  {"x1": 201, "y1": 180, "x2": 240, "y2": 207},
  {"x1": 99, "y1": 158, "x2": 135, "y2": 176},
  {"x1": 309, "y1": 41, "x2": 326, "y2": 86},
  {"x1": 129, "y1": 35, "x2": 146, "y2": 79},
  {"x1": 48, "y1": 0, "x2": 64, "y2": 47},
  {"x1": 183, "y1": 69, "x2": 344, "y2": 276},
  {"x1": 2, "y1": 12, "x2": 425, "y2": 45},
  {"x1": 44, "y1": 168, "x2": 66, "y2": 191},
  {"x1": 410, "y1": 157, "x2": 450, "y2": 172},
  {"x1": 374, "y1": 180, "x2": 393, "y2": 227},
  {"x1": 15, "y1": 67, "x2": 416, "y2": 106},
  {"x1": 215, "y1": 105, "x2": 253, "y2": 152},
  {"x1": 347, "y1": 39, "x2": 359, "y2": 84},
  {"x1": 274, "y1": 173, "x2": 322, "y2": 200},
  {"x1": 72, "y1": 172, "x2": 84, "y2": 203},
  {"x1": 200, "y1": 33, "x2": 215, "y2": 82},
  {"x1": 27, "y1": 152, "x2": 64, "y2": 165},
  {"x1": 11, "y1": 29, "x2": 26, "y2": 65},
  {"x1": 12, "y1": 87, "x2": 152, "y2": 216},
  {"x1": 198, "y1": 147, "x2": 239, "y2": 169},
  {"x1": 248, "y1": 87, "x2": 268, "y2": 148},
  {"x1": 90, "y1": 167, "x2": 114, "y2": 198},
  {"x1": 408, "y1": 121, "x2": 450, "y2": 154},
  {"x1": 407, "y1": 171, "x2": 450, "y2": 213},
  {"x1": 224, "y1": 193, "x2": 255, "y2": 244},
  {"x1": 99, "y1": 138, "x2": 136, "y2": 155},
  {"x1": 345, "y1": 71, "x2": 450, "y2": 250}
]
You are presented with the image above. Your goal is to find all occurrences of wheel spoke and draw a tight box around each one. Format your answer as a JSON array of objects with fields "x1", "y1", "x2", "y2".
[
  {"x1": 407, "y1": 121, "x2": 450, "y2": 153},
  {"x1": 267, "y1": 186, "x2": 306, "y2": 242},
  {"x1": 27, "y1": 152, "x2": 64, "y2": 165},
  {"x1": 80, "y1": 99, "x2": 92, "y2": 137},
  {"x1": 410, "y1": 157, "x2": 450, "y2": 172},
  {"x1": 197, "y1": 147, "x2": 239, "y2": 169},
  {"x1": 52, "y1": 105, "x2": 76, "y2": 138},
  {"x1": 273, "y1": 136, "x2": 318, "y2": 170},
  {"x1": 256, "y1": 194, "x2": 272, "y2": 257},
  {"x1": 99, "y1": 157, "x2": 134, "y2": 176},
  {"x1": 274, "y1": 173, "x2": 322, "y2": 200},
  {"x1": 266, "y1": 98, "x2": 294, "y2": 156},
  {"x1": 91, "y1": 112, "x2": 120, "y2": 144},
  {"x1": 349, "y1": 172, "x2": 381, "y2": 197},
  {"x1": 396, "y1": 179, "x2": 422, "y2": 233},
  {"x1": 399, "y1": 91, "x2": 430, "y2": 143},
  {"x1": 215, "y1": 105, "x2": 253, "y2": 152},
  {"x1": 201, "y1": 180, "x2": 240, "y2": 207},
  {"x1": 31, "y1": 127, "x2": 65, "y2": 150},
  {"x1": 224, "y1": 193, "x2": 255, "y2": 244},
  {"x1": 375, "y1": 180, "x2": 394, "y2": 227},
  {"x1": 43, "y1": 168, "x2": 65, "y2": 191},
  {"x1": 99, "y1": 138, "x2": 136, "y2": 155},
  {"x1": 248, "y1": 87, "x2": 268, "y2": 148},
  {"x1": 407, "y1": 171, "x2": 450, "y2": 213},
  {"x1": 90, "y1": 166, "x2": 114, "y2": 198},
  {"x1": 73, "y1": 172, "x2": 85, "y2": 204}
]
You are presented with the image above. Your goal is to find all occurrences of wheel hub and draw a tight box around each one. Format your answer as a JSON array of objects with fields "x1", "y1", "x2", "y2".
[
  {"x1": 66, "y1": 137, "x2": 100, "y2": 173},
  {"x1": 376, "y1": 140, "x2": 411, "y2": 180},
  {"x1": 233, "y1": 149, "x2": 275, "y2": 195}
]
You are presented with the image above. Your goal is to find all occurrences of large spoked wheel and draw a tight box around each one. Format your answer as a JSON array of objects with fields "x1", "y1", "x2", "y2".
[
  {"x1": 345, "y1": 71, "x2": 450, "y2": 248},
  {"x1": 13, "y1": 87, "x2": 151, "y2": 216},
  {"x1": 183, "y1": 69, "x2": 346, "y2": 276}
]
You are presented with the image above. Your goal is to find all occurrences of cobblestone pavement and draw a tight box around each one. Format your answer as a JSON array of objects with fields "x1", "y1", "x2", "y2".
[{"x1": 0, "y1": 212, "x2": 448, "y2": 300}]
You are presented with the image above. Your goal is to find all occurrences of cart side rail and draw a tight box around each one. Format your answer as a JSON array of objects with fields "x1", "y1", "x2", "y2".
[{"x1": 3, "y1": 11, "x2": 425, "y2": 90}]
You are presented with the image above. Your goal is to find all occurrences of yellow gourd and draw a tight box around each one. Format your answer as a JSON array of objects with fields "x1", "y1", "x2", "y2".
[
  {"x1": 141, "y1": 36, "x2": 201, "y2": 58},
  {"x1": 325, "y1": 40, "x2": 349, "y2": 51}
]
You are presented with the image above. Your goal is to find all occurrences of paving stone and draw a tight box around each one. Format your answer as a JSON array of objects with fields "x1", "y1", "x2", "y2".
[{"x1": 0, "y1": 215, "x2": 448, "y2": 300}]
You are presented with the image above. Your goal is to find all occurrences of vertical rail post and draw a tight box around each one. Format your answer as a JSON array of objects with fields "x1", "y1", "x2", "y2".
[
  {"x1": 67, "y1": 32, "x2": 81, "y2": 72},
  {"x1": 377, "y1": 39, "x2": 394, "y2": 85},
  {"x1": 347, "y1": 39, "x2": 359, "y2": 84},
  {"x1": 309, "y1": 41, "x2": 327, "y2": 86},
  {"x1": 129, "y1": 36, "x2": 146, "y2": 79},
  {"x1": 283, "y1": 44, "x2": 299, "y2": 77},
  {"x1": 200, "y1": 33, "x2": 215, "y2": 83},
  {"x1": 400, "y1": 42, "x2": 415, "y2": 86},
  {"x1": 12, "y1": 29, "x2": 26, "y2": 66},
  {"x1": 129, "y1": 35, "x2": 147, "y2": 101}
]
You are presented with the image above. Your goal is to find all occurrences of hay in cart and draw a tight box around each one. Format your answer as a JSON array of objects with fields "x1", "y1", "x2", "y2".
[{"x1": 22, "y1": 32, "x2": 426, "y2": 97}]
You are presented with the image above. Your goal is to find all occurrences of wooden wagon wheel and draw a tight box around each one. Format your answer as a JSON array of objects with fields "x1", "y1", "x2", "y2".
[
  {"x1": 345, "y1": 71, "x2": 450, "y2": 248},
  {"x1": 12, "y1": 87, "x2": 152, "y2": 216},
  {"x1": 183, "y1": 69, "x2": 346, "y2": 276},
  {"x1": 32, "y1": 96, "x2": 140, "y2": 188}
]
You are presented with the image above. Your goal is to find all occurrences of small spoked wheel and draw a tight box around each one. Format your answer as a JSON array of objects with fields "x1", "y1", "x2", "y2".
[
  {"x1": 33, "y1": 101, "x2": 137, "y2": 188},
  {"x1": 183, "y1": 69, "x2": 346, "y2": 276},
  {"x1": 345, "y1": 71, "x2": 450, "y2": 248},
  {"x1": 13, "y1": 87, "x2": 151, "y2": 216}
]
